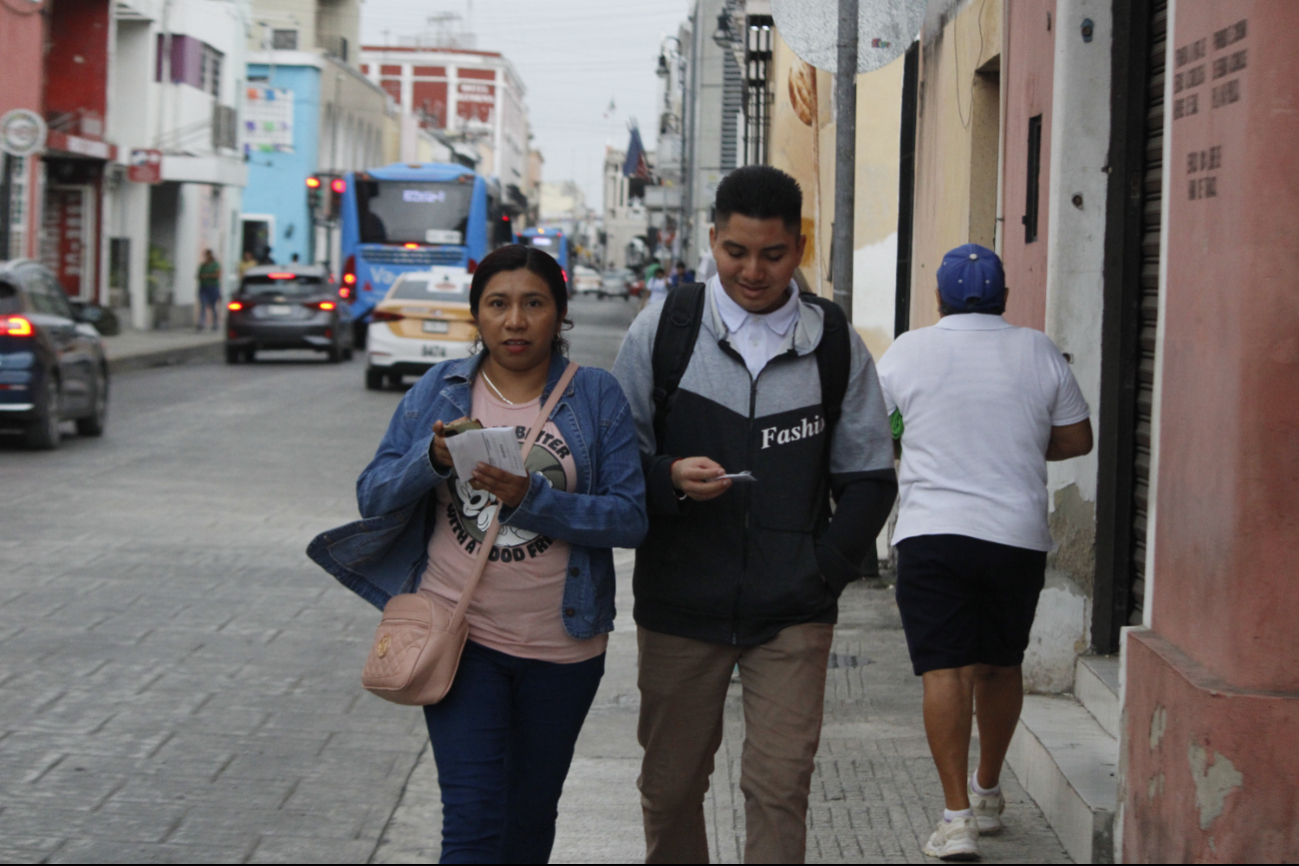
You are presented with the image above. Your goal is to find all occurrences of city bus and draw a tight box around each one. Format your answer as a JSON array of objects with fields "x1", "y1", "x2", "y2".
[
  {"x1": 516, "y1": 226, "x2": 570, "y2": 282},
  {"x1": 338, "y1": 162, "x2": 511, "y2": 345}
]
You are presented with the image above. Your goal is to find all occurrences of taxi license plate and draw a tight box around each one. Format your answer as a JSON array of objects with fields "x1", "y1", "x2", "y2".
[
  {"x1": 267, "y1": 305, "x2": 292, "y2": 316},
  {"x1": 421, "y1": 344, "x2": 447, "y2": 358},
  {"x1": 422, "y1": 319, "x2": 450, "y2": 334}
]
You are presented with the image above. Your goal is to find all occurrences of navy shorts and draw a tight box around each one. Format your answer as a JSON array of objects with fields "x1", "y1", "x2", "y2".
[{"x1": 894, "y1": 534, "x2": 1046, "y2": 675}]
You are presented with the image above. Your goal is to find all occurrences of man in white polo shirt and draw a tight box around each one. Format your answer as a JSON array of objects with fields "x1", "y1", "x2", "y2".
[{"x1": 877, "y1": 244, "x2": 1093, "y2": 861}]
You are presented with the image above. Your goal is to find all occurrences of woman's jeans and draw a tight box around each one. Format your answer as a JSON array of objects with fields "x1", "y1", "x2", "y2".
[{"x1": 424, "y1": 640, "x2": 605, "y2": 864}]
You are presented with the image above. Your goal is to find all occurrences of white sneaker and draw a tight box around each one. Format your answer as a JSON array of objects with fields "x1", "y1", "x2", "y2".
[
  {"x1": 922, "y1": 815, "x2": 980, "y2": 861},
  {"x1": 969, "y1": 774, "x2": 1005, "y2": 835}
]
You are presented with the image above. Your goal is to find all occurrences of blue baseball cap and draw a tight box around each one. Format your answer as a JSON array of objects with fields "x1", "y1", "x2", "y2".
[{"x1": 937, "y1": 244, "x2": 1005, "y2": 312}]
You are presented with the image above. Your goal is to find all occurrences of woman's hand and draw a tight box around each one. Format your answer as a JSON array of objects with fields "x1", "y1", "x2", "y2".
[
  {"x1": 431, "y1": 418, "x2": 468, "y2": 471},
  {"x1": 470, "y1": 463, "x2": 532, "y2": 509}
]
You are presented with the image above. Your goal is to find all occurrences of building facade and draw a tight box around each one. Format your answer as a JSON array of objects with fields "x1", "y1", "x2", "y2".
[
  {"x1": 242, "y1": 0, "x2": 389, "y2": 272},
  {"x1": 358, "y1": 44, "x2": 530, "y2": 212}
]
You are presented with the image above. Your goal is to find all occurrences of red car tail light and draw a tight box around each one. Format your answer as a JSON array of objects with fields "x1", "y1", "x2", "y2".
[
  {"x1": 342, "y1": 255, "x2": 357, "y2": 291},
  {"x1": 227, "y1": 301, "x2": 244, "y2": 311},
  {"x1": 267, "y1": 273, "x2": 296, "y2": 280},
  {"x1": 0, "y1": 315, "x2": 34, "y2": 337},
  {"x1": 339, "y1": 286, "x2": 351, "y2": 299},
  {"x1": 371, "y1": 309, "x2": 404, "y2": 322},
  {"x1": 318, "y1": 301, "x2": 337, "y2": 311}
]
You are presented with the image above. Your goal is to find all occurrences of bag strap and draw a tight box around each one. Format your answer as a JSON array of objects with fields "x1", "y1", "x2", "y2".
[
  {"x1": 650, "y1": 282, "x2": 707, "y2": 453},
  {"x1": 449, "y1": 360, "x2": 580, "y2": 627},
  {"x1": 799, "y1": 292, "x2": 852, "y2": 431}
]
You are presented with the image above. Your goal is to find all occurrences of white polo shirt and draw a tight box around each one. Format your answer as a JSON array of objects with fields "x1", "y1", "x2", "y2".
[
  {"x1": 876, "y1": 314, "x2": 1090, "y2": 551},
  {"x1": 711, "y1": 276, "x2": 801, "y2": 379}
]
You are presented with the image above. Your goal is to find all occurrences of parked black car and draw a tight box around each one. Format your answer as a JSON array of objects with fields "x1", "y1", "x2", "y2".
[
  {"x1": 0, "y1": 260, "x2": 110, "y2": 449},
  {"x1": 225, "y1": 265, "x2": 355, "y2": 363}
]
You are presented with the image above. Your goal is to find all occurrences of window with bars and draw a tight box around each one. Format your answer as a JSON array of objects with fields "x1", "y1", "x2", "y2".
[
  {"x1": 1024, "y1": 114, "x2": 1043, "y2": 243},
  {"x1": 743, "y1": 15, "x2": 774, "y2": 166}
]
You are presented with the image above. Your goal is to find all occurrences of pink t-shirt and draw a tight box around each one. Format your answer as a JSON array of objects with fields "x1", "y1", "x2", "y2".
[{"x1": 418, "y1": 375, "x2": 607, "y2": 663}]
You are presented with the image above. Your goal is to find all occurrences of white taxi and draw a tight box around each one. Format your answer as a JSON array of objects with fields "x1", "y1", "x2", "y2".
[{"x1": 364, "y1": 269, "x2": 478, "y2": 390}]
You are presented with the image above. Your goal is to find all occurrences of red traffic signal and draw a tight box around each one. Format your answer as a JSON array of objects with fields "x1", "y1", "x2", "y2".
[{"x1": 330, "y1": 178, "x2": 346, "y2": 194}]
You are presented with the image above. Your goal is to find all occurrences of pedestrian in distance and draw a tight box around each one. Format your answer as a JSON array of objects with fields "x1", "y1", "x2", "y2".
[
  {"x1": 309, "y1": 244, "x2": 647, "y2": 864},
  {"x1": 645, "y1": 264, "x2": 669, "y2": 306},
  {"x1": 612, "y1": 165, "x2": 898, "y2": 864},
  {"x1": 238, "y1": 250, "x2": 258, "y2": 278},
  {"x1": 876, "y1": 244, "x2": 1093, "y2": 861},
  {"x1": 196, "y1": 249, "x2": 221, "y2": 332}
]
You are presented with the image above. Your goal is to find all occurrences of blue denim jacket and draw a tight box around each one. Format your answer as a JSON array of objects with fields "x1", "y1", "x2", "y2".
[{"x1": 306, "y1": 352, "x2": 648, "y2": 640}]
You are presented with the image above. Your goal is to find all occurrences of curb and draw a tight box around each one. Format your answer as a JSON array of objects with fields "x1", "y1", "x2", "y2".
[{"x1": 107, "y1": 340, "x2": 225, "y2": 375}]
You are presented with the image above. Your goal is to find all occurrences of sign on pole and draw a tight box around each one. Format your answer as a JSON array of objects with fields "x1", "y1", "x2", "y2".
[
  {"x1": 772, "y1": 0, "x2": 925, "y2": 74},
  {"x1": 128, "y1": 149, "x2": 163, "y2": 184}
]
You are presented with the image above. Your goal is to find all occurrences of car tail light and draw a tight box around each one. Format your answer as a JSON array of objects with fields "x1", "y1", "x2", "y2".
[
  {"x1": 371, "y1": 309, "x2": 404, "y2": 322},
  {"x1": 318, "y1": 301, "x2": 337, "y2": 311},
  {"x1": 467, "y1": 258, "x2": 478, "y2": 274},
  {"x1": 338, "y1": 286, "x2": 350, "y2": 299},
  {"x1": 227, "y1": 301, "x2": 244, "y2": 311},
  {"x1": 0, "y1": 315, "x2": 34, "y2": 337},
  {"x1": 404, "y1": 243, "x2": 420, "y2": 249},
  {"x1": 342, "y1": 255, "x2": 357, "y2": 294},
  {"x1": 267, "y1": 273, "x2": 296, "y2": 280}
]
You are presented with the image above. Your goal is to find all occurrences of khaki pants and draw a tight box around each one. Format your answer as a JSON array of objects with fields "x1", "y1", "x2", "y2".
[{"x1": 636, "y1": 623, "x2": 834, "y2": 864}]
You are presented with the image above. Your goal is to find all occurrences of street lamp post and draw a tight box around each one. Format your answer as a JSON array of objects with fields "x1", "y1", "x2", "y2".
[{"x1": 832, "y1": 0, "x2": 858, "y2": 319}]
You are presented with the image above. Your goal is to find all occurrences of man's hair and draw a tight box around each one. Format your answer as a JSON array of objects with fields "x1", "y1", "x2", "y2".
[
  {"x1": 714, "y1": 165, "x2": 802, "y2": 234},
  {"x1": 939, "y1": 291, "x2": 1007, "y2": 317}
]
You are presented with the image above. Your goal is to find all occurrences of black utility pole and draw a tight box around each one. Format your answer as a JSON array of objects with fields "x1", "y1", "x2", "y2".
[{"x1": 0, "y1": 154, "x2": 13, "y2": 258}]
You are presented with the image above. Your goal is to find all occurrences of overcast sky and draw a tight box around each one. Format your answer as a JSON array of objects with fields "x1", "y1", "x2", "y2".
[{"x1": 360, "y1": 0, "x2": 692, "y2": 211}]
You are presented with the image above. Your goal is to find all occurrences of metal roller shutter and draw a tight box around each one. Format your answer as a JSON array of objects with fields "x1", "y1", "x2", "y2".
[{"x1": 1129, "y1": 0, "x2": 1167, "y2": 624}]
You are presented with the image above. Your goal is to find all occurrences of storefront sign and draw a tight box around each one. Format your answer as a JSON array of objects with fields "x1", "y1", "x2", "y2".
[
  {"x1": 0, "y1": 109, "x2": 47, "y2": 157},
  {"x1": 128, "y1": 149, "x2": 163, "y2": 184}
]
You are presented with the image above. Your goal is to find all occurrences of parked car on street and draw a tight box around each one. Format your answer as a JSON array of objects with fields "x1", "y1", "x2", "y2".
[
  {"x1": 599, "y1": 269, "x2": 634, "y2": 300},
  {"x1": 570, "y1": 266, "x2": 603, "y2": 297},
  {"x1": 364, "y1": 269, "x2": 477, "y2": 390},
  {"x1": 225, "y1": 265, "x2": 354, "y2": 363},
  {"x1": 0, "y1": 260, "x2": 110, "y2": 449}
]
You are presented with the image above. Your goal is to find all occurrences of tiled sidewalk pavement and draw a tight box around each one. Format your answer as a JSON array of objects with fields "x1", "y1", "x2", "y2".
[{"x1": 375, "y1": 551, "x2": 1074, "y2": 864}]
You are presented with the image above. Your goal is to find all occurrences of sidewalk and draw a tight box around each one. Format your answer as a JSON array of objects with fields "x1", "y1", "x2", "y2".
[
  {"x1": 101, "y1": 328, "x2": 225, "y2": 375},
  {"x1": 373, "y1": 552, "x2": 1074, "y2": 864}
]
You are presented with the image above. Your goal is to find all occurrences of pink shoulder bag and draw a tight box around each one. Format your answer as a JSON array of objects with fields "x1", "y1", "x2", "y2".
[{"x1": 361, "y1": 361, "x2": 579, "y2": 706}]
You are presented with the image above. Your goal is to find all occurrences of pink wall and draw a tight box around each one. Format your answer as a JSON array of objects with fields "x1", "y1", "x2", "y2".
[
  {"x1": 0, "y1": 1, "x2": 46, "y2": 260},
  {"x1": 1124, "y1": 1, "x2": 1299, "y2": 860},
  {"x1": 999, "y1": 0, "x2": 1054, "y2": 331},
  {"x1": 45, "y1": 0, "x2": 110, "y2": 133}
]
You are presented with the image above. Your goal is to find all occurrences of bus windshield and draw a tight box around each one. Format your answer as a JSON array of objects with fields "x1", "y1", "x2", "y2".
[
  {"x1": 524, "y1": 235, "x2": 561, "y2": 251},
  {"x1": 355, "y1": 180, "x2": 473, "y2": 245}
]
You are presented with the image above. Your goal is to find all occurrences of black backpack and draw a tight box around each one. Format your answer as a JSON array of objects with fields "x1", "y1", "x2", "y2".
[{"x1": 650, "y1": 283, "x2": 851, "y2": 452}]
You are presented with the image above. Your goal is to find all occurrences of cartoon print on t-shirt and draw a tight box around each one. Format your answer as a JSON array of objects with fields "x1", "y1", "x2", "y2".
[{"x1": 446, "y1": 425, "x2": 570, "y2": 552}]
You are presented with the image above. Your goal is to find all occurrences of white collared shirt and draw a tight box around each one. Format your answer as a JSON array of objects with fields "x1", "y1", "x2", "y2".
[
  {"x1": 710, "y1": 275, "x2": 801, "y2": 379},
  {"x1": 876, "y1": 313, "x2": 1091, "y2": 551}
]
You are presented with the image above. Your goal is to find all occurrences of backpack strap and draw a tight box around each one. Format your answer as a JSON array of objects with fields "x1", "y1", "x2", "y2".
[
  {"x1": 650, "y1": 282, "x2": 707, "y2": 453},
  {"x1": 799, "y1": 292, "x2": 851, "y2": 431}
]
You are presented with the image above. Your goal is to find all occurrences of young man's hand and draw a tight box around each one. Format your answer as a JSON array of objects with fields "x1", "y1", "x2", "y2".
[{"x1": 671, "y1": 457, "x2": 733, "y2": 501}]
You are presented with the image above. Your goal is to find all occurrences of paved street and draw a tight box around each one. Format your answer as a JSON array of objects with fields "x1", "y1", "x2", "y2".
[{"x1": 0, "y1": 296, "x2": 1069, "y2": 863}]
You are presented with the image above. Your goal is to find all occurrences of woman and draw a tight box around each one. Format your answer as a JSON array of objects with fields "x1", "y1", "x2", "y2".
[
  {"x1": 309, "y1": 244, "x2": 646, "y2": 864},
  {"x1": 196, "y1": 249, "x2": 221, "y2": 331}
]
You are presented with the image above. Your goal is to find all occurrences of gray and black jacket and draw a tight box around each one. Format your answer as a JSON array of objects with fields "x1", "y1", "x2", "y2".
[{"x1": 612, "y1": 286, "x2": 897, "y2": 645}]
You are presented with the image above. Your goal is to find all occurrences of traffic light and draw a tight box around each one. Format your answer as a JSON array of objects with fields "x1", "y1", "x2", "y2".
[
  {"x1": 329, "y1": 177, "x2": 345, "y2": 220},
  {"x1": 305, "y1": 176, "x2": 322, "y2": 216}
]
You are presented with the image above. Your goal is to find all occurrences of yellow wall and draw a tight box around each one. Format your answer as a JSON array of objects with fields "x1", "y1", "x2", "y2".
[
  {"x1": 909, "y1": 0, "x2": 1002, "y2": 330},
  {"x1": 770, "y1": 32, "x2": 905, "y2": 359}
]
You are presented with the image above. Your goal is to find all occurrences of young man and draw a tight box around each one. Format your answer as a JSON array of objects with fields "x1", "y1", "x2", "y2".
[
  {"x1": 876, "y1": 244, "x2": 1093, "y2": 861},
  {"x1": 612, "y1": 166, "x2": 897, "y2": 864}
]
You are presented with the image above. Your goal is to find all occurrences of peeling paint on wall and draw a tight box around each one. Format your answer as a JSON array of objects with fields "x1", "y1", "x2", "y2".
[
  {"x1": 1149, "y1": 704, "x2": 1167, "y2": 750},
  {"x1": 1048, "y1": 483, "x2": 1097, "y2": 595},
  {"x1": 1188, "y1": 742, "x2": 1242, "y2": 830}
]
